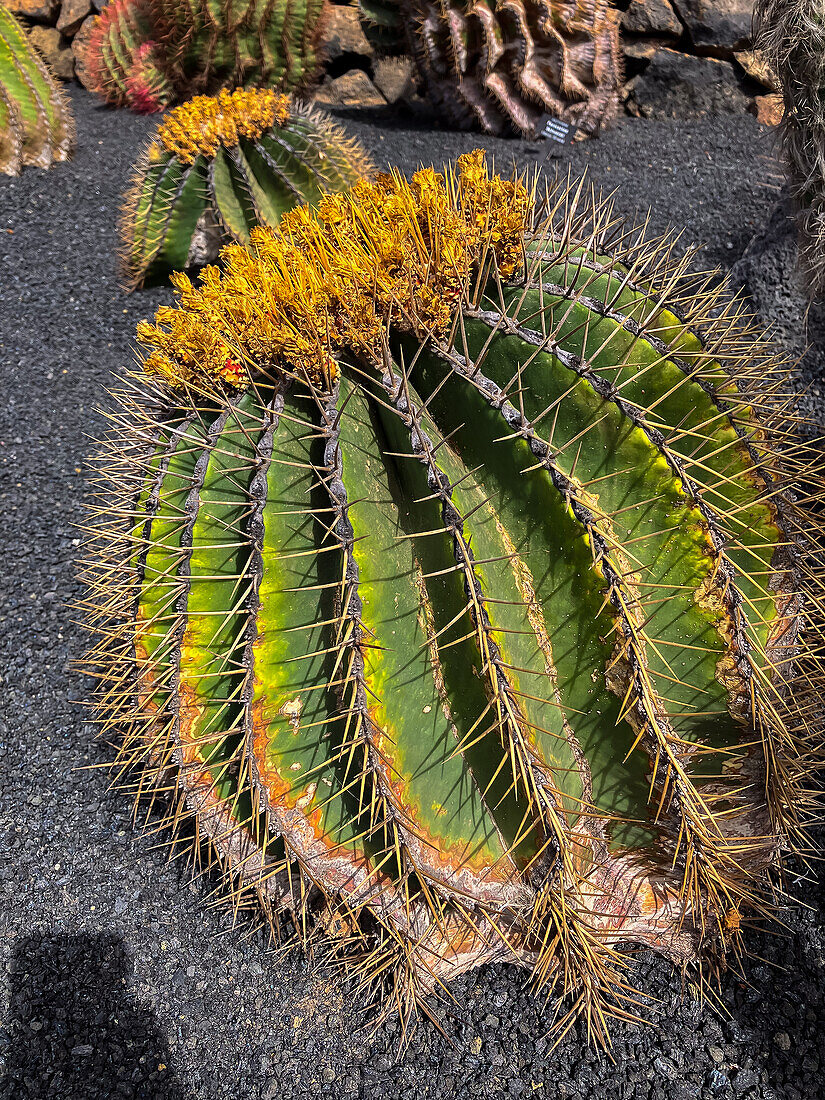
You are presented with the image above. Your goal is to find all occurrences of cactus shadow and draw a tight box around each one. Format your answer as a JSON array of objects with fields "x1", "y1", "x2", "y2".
[{"x1": 1, "y1": 932, "x2": 184, "y2": 1100}]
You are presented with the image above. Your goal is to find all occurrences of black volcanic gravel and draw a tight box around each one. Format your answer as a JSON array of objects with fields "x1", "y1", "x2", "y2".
[{"x1": 1, "y1": 85, "x2": 824, "y2": 1100}]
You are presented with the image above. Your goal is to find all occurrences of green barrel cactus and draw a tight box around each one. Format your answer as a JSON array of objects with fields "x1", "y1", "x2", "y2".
[
  {"x1": 120, "y1": 89, "x2": 374, "y2": 289},
  {"x1": 755, "y1": 0, "x2": 825, "y2": 295},
  {"x1": 0, "y1": 6, "x2": 75, "y2": 175},
  {"x1": 84, "y1": 153, "x2": 823, "y2": 1038},
  {"x1": 85, "y1": 0, "x2": 327, "y2": 113}
]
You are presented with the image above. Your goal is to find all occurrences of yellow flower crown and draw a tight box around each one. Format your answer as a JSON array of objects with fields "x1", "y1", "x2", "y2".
[{"x1": 137, "y1": 151, "x2": 531, "y2": 389}]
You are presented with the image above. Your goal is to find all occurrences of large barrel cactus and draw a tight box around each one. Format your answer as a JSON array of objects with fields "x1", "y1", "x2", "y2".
[
  {"x1": 755, "y1": 0, "x2": 825, "y2": 296},
  {"x1": 359, "y1": 0, "x2": 622, "y2": 136},
  {"x1": 86, "y1": 0, "x2": 326, "y2": 113},
  {"x1": 0, "y1": 6, "x2": 75, "y2": 175},
  {"x1": 85, "y1": 153, "x2": 823, "y2": 1037},
  {"x1": 121, "y1": 89, "x2": 373, "y2": 288}
]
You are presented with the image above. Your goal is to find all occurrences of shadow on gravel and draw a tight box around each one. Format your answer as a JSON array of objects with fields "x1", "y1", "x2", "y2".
[{"x1": 1, "y1": 932, "x2": 183, "y2": 1100}]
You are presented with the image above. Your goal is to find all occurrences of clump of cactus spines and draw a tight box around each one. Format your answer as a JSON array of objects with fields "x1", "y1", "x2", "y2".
[
  {"x1": 755, "y1": 0, "x2": 825, "y2": 296},
  {"x1": 0, "y1": 6, "x2": 75, "y2": 175},
  {"x1": 86, "y1": 0, "x2": 326, "y2": 114},
  {"x1": 84, "y1": 153, "x2": 825, "y2": 1042},
  {"x1": 120, "y1": 89, "x2": 373, "y2": 288},
  {"x1": 359, "y1": 0, "x2": 622, "y2": 136}
]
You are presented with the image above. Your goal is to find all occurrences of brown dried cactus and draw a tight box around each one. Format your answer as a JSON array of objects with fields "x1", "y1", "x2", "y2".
[{"x1": 364, "y1": 0, "x2": 623, "y2": 136}]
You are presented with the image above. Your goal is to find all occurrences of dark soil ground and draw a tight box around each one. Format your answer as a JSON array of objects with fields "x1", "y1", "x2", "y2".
[{"x1": 1, "y1": 86, "x2": 824, "y2": 1100}]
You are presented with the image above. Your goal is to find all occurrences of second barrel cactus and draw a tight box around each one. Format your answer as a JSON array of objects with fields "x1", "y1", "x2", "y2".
[
  {"x1": 86, "y1": 0, "x2": 327, "y2": 113},
  {"x1": 120, "y1": 89, "x2": 373, "y2": 288},
  {"x1": 359, "y1": 0, "x2": 623, "y2": 136},
  {"x1": 85, "y1": 153, "x2": 822, "y2": 1037}
]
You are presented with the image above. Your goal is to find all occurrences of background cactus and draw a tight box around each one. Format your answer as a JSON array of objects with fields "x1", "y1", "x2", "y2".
[
  {"x1": 86, "y1": 0, "x2": 327, "y2": 113},
  {"x1": 84, "y1": 154, "x2": 823, "y2": 1038},
  {"x1": 86, "y1": 0, "x2": 173, "y2": 114},
  {"x1": 359, "y1": 0, "x2": 622, "y2": 136},
  {"x1": 120, "y1": 89, "x2": 373, "y2": 288},
  {"x1": 0, "y1": 6, "x2": 74, "y2": 175},
  {"x1": 755, "y1": 0, "x2": 825, "y2": 296}
]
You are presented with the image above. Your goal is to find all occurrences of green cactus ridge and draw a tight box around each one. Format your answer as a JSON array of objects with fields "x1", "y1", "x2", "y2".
[
  {"x1": 84, "y1": 164, "x2": 824, "y2": 1040},
  {"x1": 120, "y1": 92, "x2": 374, "y2": 288},
  {"x1": 0, "y1": 6, "x2": 75, "y2": 175}
]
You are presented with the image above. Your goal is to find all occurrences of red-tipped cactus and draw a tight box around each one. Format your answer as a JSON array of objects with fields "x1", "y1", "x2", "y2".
[{"x1": 85, "y1": 0, "x2": 326, "y2": 113}]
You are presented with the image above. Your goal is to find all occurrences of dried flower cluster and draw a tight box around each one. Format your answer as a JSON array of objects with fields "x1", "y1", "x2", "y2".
[
  {"x1": 153, "y1": 89, "x2": 292, "y2": 165},
  {"x1": 137, "y1": 151, "x2": 530, "y2": 387}
]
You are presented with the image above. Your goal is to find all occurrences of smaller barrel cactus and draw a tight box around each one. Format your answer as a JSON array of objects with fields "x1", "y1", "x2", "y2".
[
  {"x1": 120, "y1": 89, "x2": 374, "y2": 289},
  {"x1": 0, "y1": 6, "x2": 75, "y2": 175},
  {"x1": 755, "y1": 0, "x2": 825, "y2": 296},
  {"x1": 85, "y1": 0, "x2": 327, "y2": 114}
]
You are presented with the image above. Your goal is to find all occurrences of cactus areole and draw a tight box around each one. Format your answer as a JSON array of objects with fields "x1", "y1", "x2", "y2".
[{"x1": 86, "y1": 154, "x2": 823, "y2": 1040}]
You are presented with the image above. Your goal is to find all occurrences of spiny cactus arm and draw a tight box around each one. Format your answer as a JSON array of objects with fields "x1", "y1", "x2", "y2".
[
  {"x1": 0, "y1": 7, "x2": 74, "y2": 172},
  {"x1": 153, "y1": 392, "x2": 293, "y2": 896},
  {"x1": 243, "y1": 382, "x2": 384, "y2": 899},
  {"x1": 408, "y1": 334, "x2": 759, "y2": 923},
  {"x1": 210, "y1": 144, "x2": 260, "y2": 239},
  {"x1": 0, "y1": 85, "x2": 22, "y2": 175},
  {"x1": 401, "y1": 338, "x2": 657, "y2": 845},
  {"x1": 455, "y1": 310, "x2": 749, "y2": 746},
  {"x1": 280, "y1": 0, "x2": 324, "y2": 88}
]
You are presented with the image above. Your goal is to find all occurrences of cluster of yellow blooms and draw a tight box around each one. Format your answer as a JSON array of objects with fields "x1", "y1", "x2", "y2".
[
  {"x1": 151, "y1": 89, "x2": 292, "y2": 165},
  {"x1": 137, "y1": 150, "x2": 531, "y2": 389}
]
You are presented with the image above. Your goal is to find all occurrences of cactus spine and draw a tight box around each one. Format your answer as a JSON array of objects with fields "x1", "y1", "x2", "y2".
[
  {"x1": 86, "y1": 0, "x2": 327, "y2": 113},
  {"x1": 359, "y1": 0, "x2": 622, "y2": 136},
  {"x1": 120, "y1": 89, "x2": 374, "y2": 288},
  {"x1": 755, "y1": 0, "x2": 825, "y2": 296},
  {"x1": 84, "y1": 154, "x2": 824, "y2": 1038},
  {"x1": 0, "y1": 6, "x2": 75, "y2": 175}
]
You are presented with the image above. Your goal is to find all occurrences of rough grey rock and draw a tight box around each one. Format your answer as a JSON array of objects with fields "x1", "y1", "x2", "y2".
[
  {"x1": 55, "y1": 0, "x2": 92, "y2": 37},
  {"x1": 622, "y1": 0, "x2": 682, "y2": 37},
  {"x1": 628, "y1": 49, "x2": 749, "y2": 119},
  {"x1": 313, "y1": 69, "x2": 386, "y2": 109},
  {"x1": 319, "y1": 3, "x2": 373, "y2": 61},
  {"x1": 372, "y1": 56, "x2": 415, "y2": 104},
  {"x1": 672, "y1": 0, "x2": 754, "y2": 53}
]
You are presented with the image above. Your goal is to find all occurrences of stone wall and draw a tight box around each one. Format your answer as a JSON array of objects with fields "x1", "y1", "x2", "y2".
[{"x1": 2, "y1": 0, "x2": 781, "y2": 125}]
